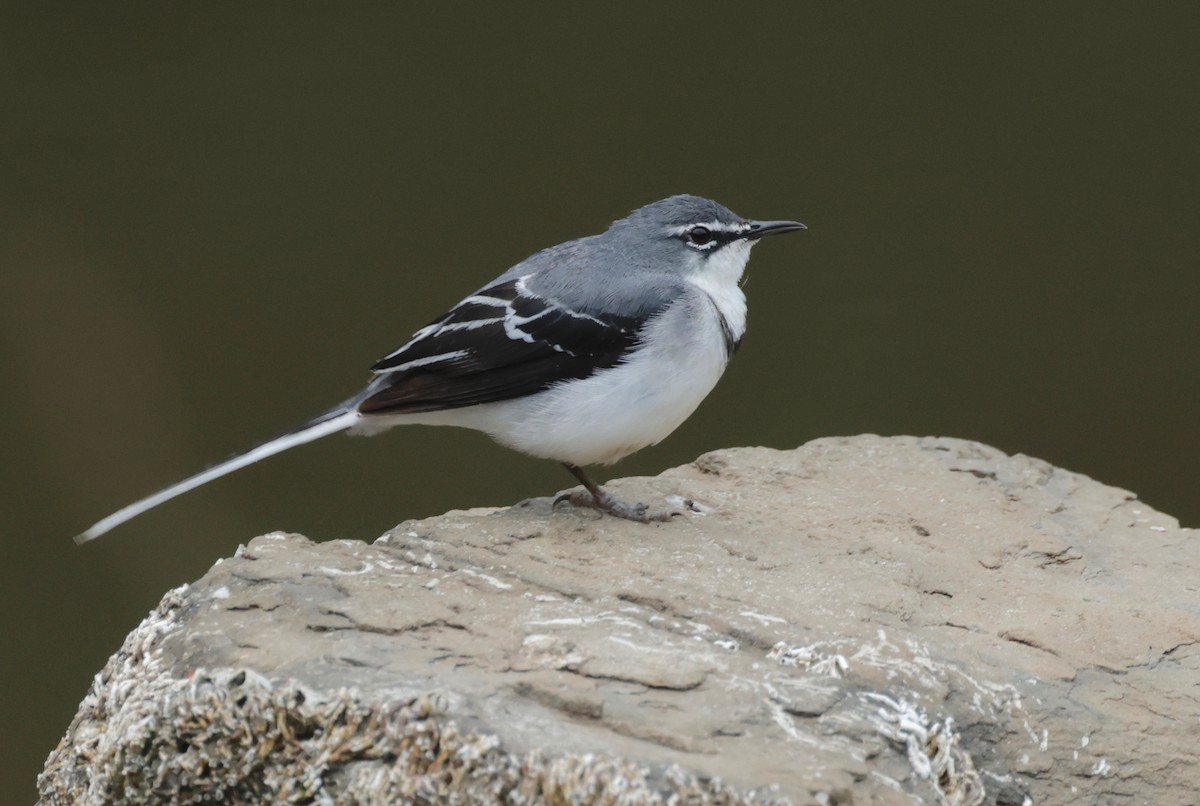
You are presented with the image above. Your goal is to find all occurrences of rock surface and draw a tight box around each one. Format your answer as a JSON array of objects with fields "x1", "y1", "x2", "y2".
[{"x1": 39, "y1": 436, "x2": 1199, "y2": 804}]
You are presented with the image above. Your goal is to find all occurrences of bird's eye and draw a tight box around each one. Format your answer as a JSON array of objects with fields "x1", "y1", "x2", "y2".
[{"x1": 687, "y1": 226, "x2": 712, "y2": 245}]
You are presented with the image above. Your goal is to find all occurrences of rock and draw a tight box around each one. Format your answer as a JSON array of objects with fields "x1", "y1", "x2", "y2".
[{"x1": 38, "y1": 436, "x2": 1200, "y2": 805}]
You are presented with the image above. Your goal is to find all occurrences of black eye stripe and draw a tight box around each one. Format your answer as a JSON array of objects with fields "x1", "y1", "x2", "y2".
[{"x1": 682, "y1": 224, "x2": 743, "y2": 249}]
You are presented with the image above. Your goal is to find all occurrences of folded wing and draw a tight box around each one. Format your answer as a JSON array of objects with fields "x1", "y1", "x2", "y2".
[{"x1": 358, "y1": 275, "x2": 651, "y2": 414}]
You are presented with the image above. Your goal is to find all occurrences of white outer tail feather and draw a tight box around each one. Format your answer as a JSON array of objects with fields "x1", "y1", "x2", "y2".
[{"x1": 74, "y1": 410, "x2": 359, "y2": 544}]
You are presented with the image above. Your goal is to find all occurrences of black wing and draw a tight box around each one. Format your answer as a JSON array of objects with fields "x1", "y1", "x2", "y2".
[{"x1": 357, "y1": 276, "x2": 648, "y2": 415}]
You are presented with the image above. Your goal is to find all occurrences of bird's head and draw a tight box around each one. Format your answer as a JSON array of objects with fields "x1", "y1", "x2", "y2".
[{"x1": 609, "y1": 194, "x2": 805, "y2": 284}]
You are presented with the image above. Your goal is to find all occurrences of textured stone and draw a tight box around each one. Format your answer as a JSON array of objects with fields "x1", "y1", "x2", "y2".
[{"x1": 39, "y1": 436, "x2": 1200, "y2": 804}]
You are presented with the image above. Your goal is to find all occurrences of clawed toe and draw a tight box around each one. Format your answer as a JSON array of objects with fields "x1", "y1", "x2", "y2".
[
  {"x1": 553, "y1": 489, "x2": 599, "y2": 511},
  {"x1": 555, "y1": 487, "x2": 677, "y2": 523},
  {"x1": 556, "y1": 463, "x2": 681, "y2": 524}
]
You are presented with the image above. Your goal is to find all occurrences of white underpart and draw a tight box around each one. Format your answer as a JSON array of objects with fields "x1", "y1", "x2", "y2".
[
  {"x1": 373, "y1": 239, "x2": 757, "y2": 466},
  {"x1": 686, "y1": 239, "x2": 754, "y2": 339},
  {"x1": 390, "y1": 292, "x2": 730, "y2": 465}
]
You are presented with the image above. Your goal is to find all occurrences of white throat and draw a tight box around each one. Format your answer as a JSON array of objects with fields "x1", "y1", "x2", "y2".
[{"x1": 686, "y1": 240, "x2": 754, "y2": 341}]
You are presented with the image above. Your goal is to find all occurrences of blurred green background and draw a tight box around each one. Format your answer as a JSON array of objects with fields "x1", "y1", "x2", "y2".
[{"x1": 4, "y1": 4, "x2": 1197, "y2": 797}]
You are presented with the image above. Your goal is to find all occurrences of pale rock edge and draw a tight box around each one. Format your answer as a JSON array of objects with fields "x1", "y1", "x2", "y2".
[{"x1": 39, "y1": 436, "x2": 1200, "y2": 805}]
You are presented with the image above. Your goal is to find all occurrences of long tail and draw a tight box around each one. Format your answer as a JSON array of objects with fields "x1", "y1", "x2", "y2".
[{"x1": 74, "y1": 407, "x2": 360, "y2": 544}]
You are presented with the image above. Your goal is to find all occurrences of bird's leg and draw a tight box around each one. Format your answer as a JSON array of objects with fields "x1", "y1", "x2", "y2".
[{"x1": 555, "y1": 463, "x2": 676, "y2": 523}]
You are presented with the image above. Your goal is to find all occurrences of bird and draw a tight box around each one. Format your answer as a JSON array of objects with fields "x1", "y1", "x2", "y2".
[{"x1": 74, "y1": 194, "x2": 804, "y2": 544}]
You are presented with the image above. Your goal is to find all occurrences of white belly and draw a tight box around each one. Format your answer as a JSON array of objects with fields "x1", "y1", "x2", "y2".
[{"x1": 378, "y1": 286, "x2": 741, "y2": 466}]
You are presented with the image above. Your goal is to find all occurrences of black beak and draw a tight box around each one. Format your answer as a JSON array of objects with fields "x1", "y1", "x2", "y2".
[{"x1": 744, "y1": 219, "x2": 807, "y2": 240}]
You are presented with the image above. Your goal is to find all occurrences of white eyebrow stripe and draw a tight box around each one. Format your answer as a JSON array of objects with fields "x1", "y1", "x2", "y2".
[
  {"x1": 669, "y1": 221, "x2": 752, "y2": 236},
  {"x1": 377, "y1": 349, "x2": 469, "y2": 374}
]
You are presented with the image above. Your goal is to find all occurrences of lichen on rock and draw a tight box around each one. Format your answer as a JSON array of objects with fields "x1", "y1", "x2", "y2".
[
  {"x1": 39, "y1": 437, "x2": 1200, "y2": 804},
  {"x1": 39, "y1": 588, "x2": 770, "y2": 805}
]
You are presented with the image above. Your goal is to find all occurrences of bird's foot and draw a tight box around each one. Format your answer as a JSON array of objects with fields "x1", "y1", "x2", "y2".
[
  {"x1": 556, "y1": 463, "x2": 678, "y2": 523},
  {"x1": 554, "y1": 487, "x2": 677, "y2": 523}
]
